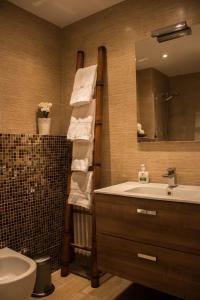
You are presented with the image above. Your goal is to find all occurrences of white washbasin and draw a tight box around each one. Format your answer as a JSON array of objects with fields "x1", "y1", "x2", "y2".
[
  {"x1": 94, "y1": 182, "x2": 200, "y2": 204},
  {"x1": 125, "y1": 186, "x2": 200, "y2": 200},
  {"x1": 173, "y1": 188, "x2": 200, "y2": 199},
  {"x1": 126, "y1": 186, "x2": 167, "y2": 196},
  {"x1": 0, "y1": 248, "x2": 36, "y2": 300}
]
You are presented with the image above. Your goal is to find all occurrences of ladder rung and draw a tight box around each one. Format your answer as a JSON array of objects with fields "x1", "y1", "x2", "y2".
[
  {"x1": 88, "y1": 164, "x2": 101, "y2": 171},
  {"x1": 70, "y1": 243, "x2": 92, "y2": 252},
  {"x1": 94, "y1": 163, "x2": 101, "y2": 166},
  {"x1": 73, "y1": 208, "x2": 93, "y2": 215},
  {"x1": 96, "y1": 80, "x2": 104, "y2": 86}
]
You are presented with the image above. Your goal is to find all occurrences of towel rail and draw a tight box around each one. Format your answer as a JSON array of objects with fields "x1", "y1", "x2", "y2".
[
  {"x1": 61, "y1": 50, "x2": 85, "y2": 278},
  {"x1": 61, "y1": 46, "x2": 107, "y2": 289},
  {"x1": 70, "y1": 243, "x2": 92, "y2": 252}
]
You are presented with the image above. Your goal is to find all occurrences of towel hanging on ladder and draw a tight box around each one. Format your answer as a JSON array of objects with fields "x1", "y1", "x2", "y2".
[
  {"x1": 70, "y1": 65, "x2": 97, "y2": 107},
  {"x1": 68, "y1": 171, "x2": 93, "y2": 209},
  {"x1": 71, "y1": 140, "x2": 94, "y2": 172},
  {"x1": 67, "y1": 100, "x2": 96, "y2": 142}
]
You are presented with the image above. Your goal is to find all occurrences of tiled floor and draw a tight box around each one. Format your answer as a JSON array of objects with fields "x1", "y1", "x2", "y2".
[{"x1": 31, "y1": 271, "x2": 181, "y2": 300}]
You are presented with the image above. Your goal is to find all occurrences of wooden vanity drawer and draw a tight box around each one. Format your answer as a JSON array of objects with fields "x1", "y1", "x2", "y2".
[
  {"x1": 97, "y1": 233, "x2": 200, "y2": 300},
  {"x1": 95, "y1": 194, "x2": 200, "y2": 254}
]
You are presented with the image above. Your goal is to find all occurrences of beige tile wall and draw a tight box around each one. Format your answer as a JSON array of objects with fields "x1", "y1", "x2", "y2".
[
  {"x1": 61, "y1": 0, "x2": 200, "y2": 186},
  {"x1": 1, "y1": 0, "x2": 200, "y2": 186},
  {"x1": 0, "y1": 1, "x2": 67, "y2": 135}
]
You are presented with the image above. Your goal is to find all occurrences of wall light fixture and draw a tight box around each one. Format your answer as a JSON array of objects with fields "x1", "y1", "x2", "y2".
[{"x1": 151, "y1": 21, "x2": 191, "y2": 43}]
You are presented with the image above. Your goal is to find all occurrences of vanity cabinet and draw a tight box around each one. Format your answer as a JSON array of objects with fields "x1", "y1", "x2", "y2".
[{"x1": 95, "y1": 193, "x2": 200, "y2": 300}]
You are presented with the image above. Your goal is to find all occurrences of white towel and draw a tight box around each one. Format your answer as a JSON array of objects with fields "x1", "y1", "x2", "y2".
[
  {"x1": 71, "y1": 141, "x2": 93, "y2": 172},
  {"x1": 70, "y1": 65, "x2": 97, "y2": 107},
  {"x1": 68, "y1": 172, "x2": 93, "y2": 209},
  {"x1": 71, "y1": 158, "x2": 89, "y2": 173},
  {"x1": 67, "y1": 100, "x2": 96, "y2": 142}
]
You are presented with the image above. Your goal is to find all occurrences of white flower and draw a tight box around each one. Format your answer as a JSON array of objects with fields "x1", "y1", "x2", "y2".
[
  {"x1": 38, "y1": 102, "x2": 53, "y2": 111},
  {"x1": 38, "y1": 102, "x2": 45, "y2": 108},
  {"x1": 41, "y1": 107, "x2": 50, "y2": 112}
]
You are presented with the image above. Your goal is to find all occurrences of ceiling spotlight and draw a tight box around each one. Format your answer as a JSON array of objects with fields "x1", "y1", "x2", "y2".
[
  {"x1": 162, "y1": 54, "x2": 168, "y2": 58},
  {"x1": 151, "y1": 21, "x2": 191, "y2": 43}
]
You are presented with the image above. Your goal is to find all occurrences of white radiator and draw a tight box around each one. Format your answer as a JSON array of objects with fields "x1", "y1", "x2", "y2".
[{"x1": 73, "y1": 206, "x2": 92, "y2": 256}]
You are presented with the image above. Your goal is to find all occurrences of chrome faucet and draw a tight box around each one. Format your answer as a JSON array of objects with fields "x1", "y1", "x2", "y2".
[{"x1": 163, "y1": 168, "x2": 177, "y2": 188}]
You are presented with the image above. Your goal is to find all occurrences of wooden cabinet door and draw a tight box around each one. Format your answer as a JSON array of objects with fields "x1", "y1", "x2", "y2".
[
  {"x1": 97, "y1": 233, "x2": 200, "y2": 300},
  {"x1": 95, "y1": 194, "x2": 200, "y2": 254}
]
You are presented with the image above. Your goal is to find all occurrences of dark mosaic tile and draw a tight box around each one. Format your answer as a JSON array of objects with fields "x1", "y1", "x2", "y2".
[{"x1": 0, "y1": 134, "x2": 72, "y2": 271}]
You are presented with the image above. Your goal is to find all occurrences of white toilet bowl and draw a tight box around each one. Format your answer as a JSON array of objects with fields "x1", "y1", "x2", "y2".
[{"x1": 0, "y1": 247, "x2": 36, "y2": 300}]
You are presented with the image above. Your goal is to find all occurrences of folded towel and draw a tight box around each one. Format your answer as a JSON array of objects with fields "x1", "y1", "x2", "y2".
[
  {"x1": 70, "y1": 65, "x2": 97, "y2": 107},
  {"x1": 67, "y1": 100, "x2": 96, "y2": 142},
  {"x1": 68, "y1": 172, "x2": 93, "y2": 209},
  {"x1": 71, "y1": 158, "x2": 89, "y2": 173},
  {"x1": 71, "y1": 141, "x2": 93, "y2": 172}
]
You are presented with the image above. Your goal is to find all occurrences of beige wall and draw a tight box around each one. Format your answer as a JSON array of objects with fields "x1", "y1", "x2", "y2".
[
  {"x1": 1, "y1": 0, "x2": 200, "y2": 187},
  {"x1": 0, "y1": 1, "x2": 66, "y2": 135},
  {"x1": 62, "y1": 0, "x2": 200, "y2": 186}
]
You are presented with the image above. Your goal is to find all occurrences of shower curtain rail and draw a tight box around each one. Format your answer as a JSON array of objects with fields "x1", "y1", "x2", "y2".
[{"x1": 61, "y1": 46, "x2": 107, "y2": 288}]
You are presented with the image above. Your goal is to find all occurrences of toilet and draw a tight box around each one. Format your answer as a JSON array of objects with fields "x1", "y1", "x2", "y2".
[{"x1": 0, "y1": 247, "x2": 36, "y2": 300}]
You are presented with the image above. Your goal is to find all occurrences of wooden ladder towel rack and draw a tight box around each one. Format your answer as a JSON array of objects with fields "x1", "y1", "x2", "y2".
[{"x1": 61, "y1": 46, "x2": 107, "y2": 288}]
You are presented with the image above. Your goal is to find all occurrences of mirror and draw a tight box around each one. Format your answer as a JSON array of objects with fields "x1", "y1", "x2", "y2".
[{"x1": 136, "y1": 23, "x2": 200, "y2": 142}]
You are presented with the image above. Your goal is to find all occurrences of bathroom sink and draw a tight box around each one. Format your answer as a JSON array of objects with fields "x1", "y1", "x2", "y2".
[
  {"x1": 0, "y1": 247, "x2": 36, "y2": 300},
  {"x1": 95, "y1": 182, "x2": 200, "y2": 204},
  {"x1": 173, "y1": 188, "x2": 200, "y2": 199},
  {"x1": 126, "y1": 186, "x2": 167, "y2": 196},
  {"x1": 125, "y1": 185, "x2": 200, "y2": 200}
]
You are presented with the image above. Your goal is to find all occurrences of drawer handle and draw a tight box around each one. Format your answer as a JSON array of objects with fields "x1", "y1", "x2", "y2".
[
  {"x1": 137, "y1": 253, "x2": 157, "y2": 262},
  {"x1": 137, "y1": 208, "x2": 157, "y2": 216}
]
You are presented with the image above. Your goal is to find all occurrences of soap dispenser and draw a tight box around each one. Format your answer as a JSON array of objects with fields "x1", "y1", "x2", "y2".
[{"x1": 138, "y1": 164, "x2": 149, "y2": 183}]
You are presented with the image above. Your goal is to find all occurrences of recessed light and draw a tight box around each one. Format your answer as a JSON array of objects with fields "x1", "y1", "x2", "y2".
[{"x1": 162, "y1": 54, "x2": 168, "y2": 58}]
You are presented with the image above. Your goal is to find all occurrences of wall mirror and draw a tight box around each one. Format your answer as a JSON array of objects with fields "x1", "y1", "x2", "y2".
[{"x1": 136, "y1": 23, "x2": 200, "y2": 142}]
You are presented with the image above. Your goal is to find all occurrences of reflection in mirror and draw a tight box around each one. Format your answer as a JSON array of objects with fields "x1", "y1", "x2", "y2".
[{"x1": 136, "y1": 23, "x2": 200, "y2": 142}]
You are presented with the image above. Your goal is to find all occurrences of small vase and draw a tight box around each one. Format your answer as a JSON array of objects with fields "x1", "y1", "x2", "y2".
[{"x1": 38, "y1": 118, "x2": 51, "y2": 135}]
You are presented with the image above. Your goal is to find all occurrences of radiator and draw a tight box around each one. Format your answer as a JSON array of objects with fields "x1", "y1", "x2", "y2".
[{"x1": 73, "y1": 207, "x2": 92, "y2": 256}]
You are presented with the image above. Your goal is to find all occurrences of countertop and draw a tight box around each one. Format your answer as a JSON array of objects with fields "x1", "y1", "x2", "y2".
[{"x1": 94, "y1": 181, "x2": 200, "y2": 204}]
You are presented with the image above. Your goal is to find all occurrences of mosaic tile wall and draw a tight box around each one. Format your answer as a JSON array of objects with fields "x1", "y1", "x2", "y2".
[{"x1": 0, "y1": 134, "x2": 71, "y2": 270}]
